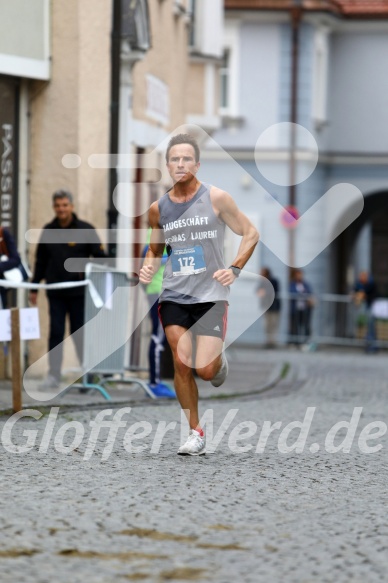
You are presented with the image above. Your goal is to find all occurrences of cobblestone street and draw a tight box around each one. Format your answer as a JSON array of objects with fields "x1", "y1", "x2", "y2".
[{"x1": 0, "y1": 348, "x2": 387, "y2": 583}]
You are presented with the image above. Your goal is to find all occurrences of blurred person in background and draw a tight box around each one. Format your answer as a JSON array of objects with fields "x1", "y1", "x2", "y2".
[
  {"x1": 142, "y1": 228, "x2": 175, "y2": 398},
  {"x1": 0, "y1": 227, "x2": 23, "y2": 309},
  {"x1": 353, "y1": 270, "x2": 378, "y2": 354},
  {"x1": 289, "y1": 268, "x2": 314, "y2": 347},
  {"x1": 257, "y1": 266, "x2": 281, "y2": 348}
]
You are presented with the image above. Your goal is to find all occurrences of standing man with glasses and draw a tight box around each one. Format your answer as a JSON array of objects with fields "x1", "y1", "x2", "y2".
[{"x1": 139, "y1": 134, "x2": 259, "y2": 455}]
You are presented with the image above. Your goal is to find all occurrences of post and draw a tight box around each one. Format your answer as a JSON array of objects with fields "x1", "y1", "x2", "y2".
[
  {"x1": 288, "y1": 0, "x2": 302, "y2": 343},
  {"x1": 107, "y1": 0, "x2": 122, "y2": 260},
  {"x1": 289, "y1": 0, "x2": 302, "y2": 271},
  {"x1": 11, "y1": 307, "x2": 22, "y2": 412}
]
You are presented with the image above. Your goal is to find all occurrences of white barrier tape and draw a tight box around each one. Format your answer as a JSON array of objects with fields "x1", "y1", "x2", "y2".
[{"x1": 0, "y1": 279, "x2": 104, "y2": 309}]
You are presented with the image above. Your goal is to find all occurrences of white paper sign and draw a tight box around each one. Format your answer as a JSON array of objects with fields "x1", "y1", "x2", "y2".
[
  {"x1": 20, "y1": 308, "x2": 40, "y2": 339},
  {"x1": 0, "y1": 308, "x2": 40, "y2": 341},
  {"x1": 0, "y1": 310, "x2": 11, "y2": 341},
  {"x1": 372, "y1": 299, "x2": 388, "y2": 320}
]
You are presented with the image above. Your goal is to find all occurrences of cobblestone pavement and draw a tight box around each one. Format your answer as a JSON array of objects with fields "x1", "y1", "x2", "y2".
[{"x1": 0, "y1": 349, "x2": 387, "y2": 583}]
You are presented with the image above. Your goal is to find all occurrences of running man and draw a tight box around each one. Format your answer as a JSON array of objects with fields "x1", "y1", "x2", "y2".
[{"x1": 139, "y1": 134, "x2": 259, "y2": 455}]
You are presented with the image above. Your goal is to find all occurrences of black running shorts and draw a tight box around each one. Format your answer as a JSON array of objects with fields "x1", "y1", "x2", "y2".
[{"x1": 158, "y1": 301, "x2": 228, "y2": 340}]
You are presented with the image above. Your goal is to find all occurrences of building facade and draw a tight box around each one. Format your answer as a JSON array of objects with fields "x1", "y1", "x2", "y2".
[
  {"x1": 198, "y1": 0, "x2": 388, "y2": 344},
  {"x1": 0, "y1": 0, "x2": 224, "y2": 377},
  {"x1": 116, "y1": 0, "x2": 224, "y2": 275},
  {"x1": 116, "y1": 0, "x2": 224, "y2": 365}
]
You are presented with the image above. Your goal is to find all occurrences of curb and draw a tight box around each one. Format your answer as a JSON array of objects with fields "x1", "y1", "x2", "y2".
[
  {"x1": 202, "y1": 361, "x2": 290, "y2": 400},
  {"x1": 0, "y1": 361, "x2": 293, "y2": 416}
]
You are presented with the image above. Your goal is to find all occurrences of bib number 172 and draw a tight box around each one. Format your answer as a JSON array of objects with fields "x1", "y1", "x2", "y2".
[
  {"x1": 178, "y1": 256, "x2": 194, "y2": 269},
  {"x1": 171, "y1": 245, "x2": 206, "y2": 276}
]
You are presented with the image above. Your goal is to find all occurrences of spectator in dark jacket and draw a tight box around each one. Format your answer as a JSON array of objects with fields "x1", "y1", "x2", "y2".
[
  {"x1": 0, "y1": 227, "x2": 22, "y2": 308},
  {"x1": 29, "y1": 190, "x2": 106, "y2": 388}
]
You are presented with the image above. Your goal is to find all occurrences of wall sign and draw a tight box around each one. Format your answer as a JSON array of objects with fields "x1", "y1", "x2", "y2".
[{"x1": 0, "y1": 76, "x2": 19, "y2": 235}]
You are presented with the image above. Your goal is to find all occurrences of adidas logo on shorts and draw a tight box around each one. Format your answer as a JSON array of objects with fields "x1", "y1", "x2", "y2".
[{"x1": 213, "y1": 325, "x2": 221, "y2": 331}]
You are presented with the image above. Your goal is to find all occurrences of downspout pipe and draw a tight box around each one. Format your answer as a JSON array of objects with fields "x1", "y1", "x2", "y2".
[
  {"x1": 108, "y1": 0, "x2": 122, "y2": 260},
  {"x1": 289, "y1": 0, "x2": 302, "y2": 271}
]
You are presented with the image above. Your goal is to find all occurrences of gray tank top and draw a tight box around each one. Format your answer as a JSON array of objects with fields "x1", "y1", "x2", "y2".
[{"x1": 158, "y1": 182, "x2": 229, "y2": 304}]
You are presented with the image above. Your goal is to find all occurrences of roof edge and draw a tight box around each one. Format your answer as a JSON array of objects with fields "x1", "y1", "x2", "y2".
[{"x1": 224, "y1": 0, "x2": 388, "y2": 19}]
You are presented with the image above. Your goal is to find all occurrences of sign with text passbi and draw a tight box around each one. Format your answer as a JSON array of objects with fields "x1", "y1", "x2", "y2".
[{"x1": 0, "y1": 308, "x2": 40, "y2": 341}]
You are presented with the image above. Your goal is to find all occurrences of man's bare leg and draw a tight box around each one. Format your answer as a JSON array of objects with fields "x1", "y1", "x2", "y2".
[
  {"x1": 165, "y1": 327, "x2": 226, "y2": 429},
  {"x1": 164, "y1": 325, "x2": 201, "y2": 430},
  {"x1": 195, "y1": 335, "x2": 224, "y2": 380}
]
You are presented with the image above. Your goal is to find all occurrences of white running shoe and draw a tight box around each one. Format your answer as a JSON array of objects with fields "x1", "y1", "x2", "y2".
[
  {"x1": 211, "y1": 352, "x2": 229, "y2": 387},
  {"x1": 39, "y1": 374, "x2": 60, "y2": 390},
  {"x1": 178, "y1": 430, "x2": 206, "y2": 456}
]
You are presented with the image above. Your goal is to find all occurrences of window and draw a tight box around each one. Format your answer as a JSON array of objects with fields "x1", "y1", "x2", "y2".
[
  {"x1": 121, "y1": 0, "x2": 150, "y2": 52},
  {"x1": 188, "y1": 0, "x2": 196, "y2": 47},
  {"x1": 218, "y1": 20, "x2": 240, "y2": 118},
  {"x1": 173, "y1": 0, "x2": 186, "y2": 16},
  {"x1": 134, "y1": 0, "x2": 150, "y2": 50}
]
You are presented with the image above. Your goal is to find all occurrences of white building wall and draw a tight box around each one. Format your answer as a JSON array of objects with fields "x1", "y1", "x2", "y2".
[{"x1": 325, "y1": 30, "x2": 388, "y2": 153}]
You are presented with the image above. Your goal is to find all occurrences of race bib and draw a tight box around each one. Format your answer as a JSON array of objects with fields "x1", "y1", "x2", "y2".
[{"x1": 171, "y1": 246, "x2": 206, "y2": 276}]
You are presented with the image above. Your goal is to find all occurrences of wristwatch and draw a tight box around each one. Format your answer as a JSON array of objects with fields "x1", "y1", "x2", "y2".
[{"x1": 229, "y1": 265, "x2": 241, "y2": 278}]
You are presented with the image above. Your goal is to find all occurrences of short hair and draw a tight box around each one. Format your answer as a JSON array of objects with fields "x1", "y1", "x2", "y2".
[
  {"x1": 165, "y1": 134, "x2": 200, "y2": 163},
  {"x1": 52, "y1": 189, "x2": 73, "y2": 204},
  {"x1": 292, "y1": 268, "x2": 303, "y2": 280},
  {"x1": 261, "y1": 267, "x2": 271, "y2": 278}
]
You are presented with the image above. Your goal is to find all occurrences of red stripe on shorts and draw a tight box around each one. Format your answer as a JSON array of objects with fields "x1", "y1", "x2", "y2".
[{"x1": 222, "y1": 302, "x2": 228, "y2": 341}]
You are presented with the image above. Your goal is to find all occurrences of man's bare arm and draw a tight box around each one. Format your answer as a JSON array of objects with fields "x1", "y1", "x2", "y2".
[
  {"x1": 211, "y1": 187, "x2": 259, "y2": 286},
  {"x1": 139, "y1": 202, "x2": 165, "y2": 284}
]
